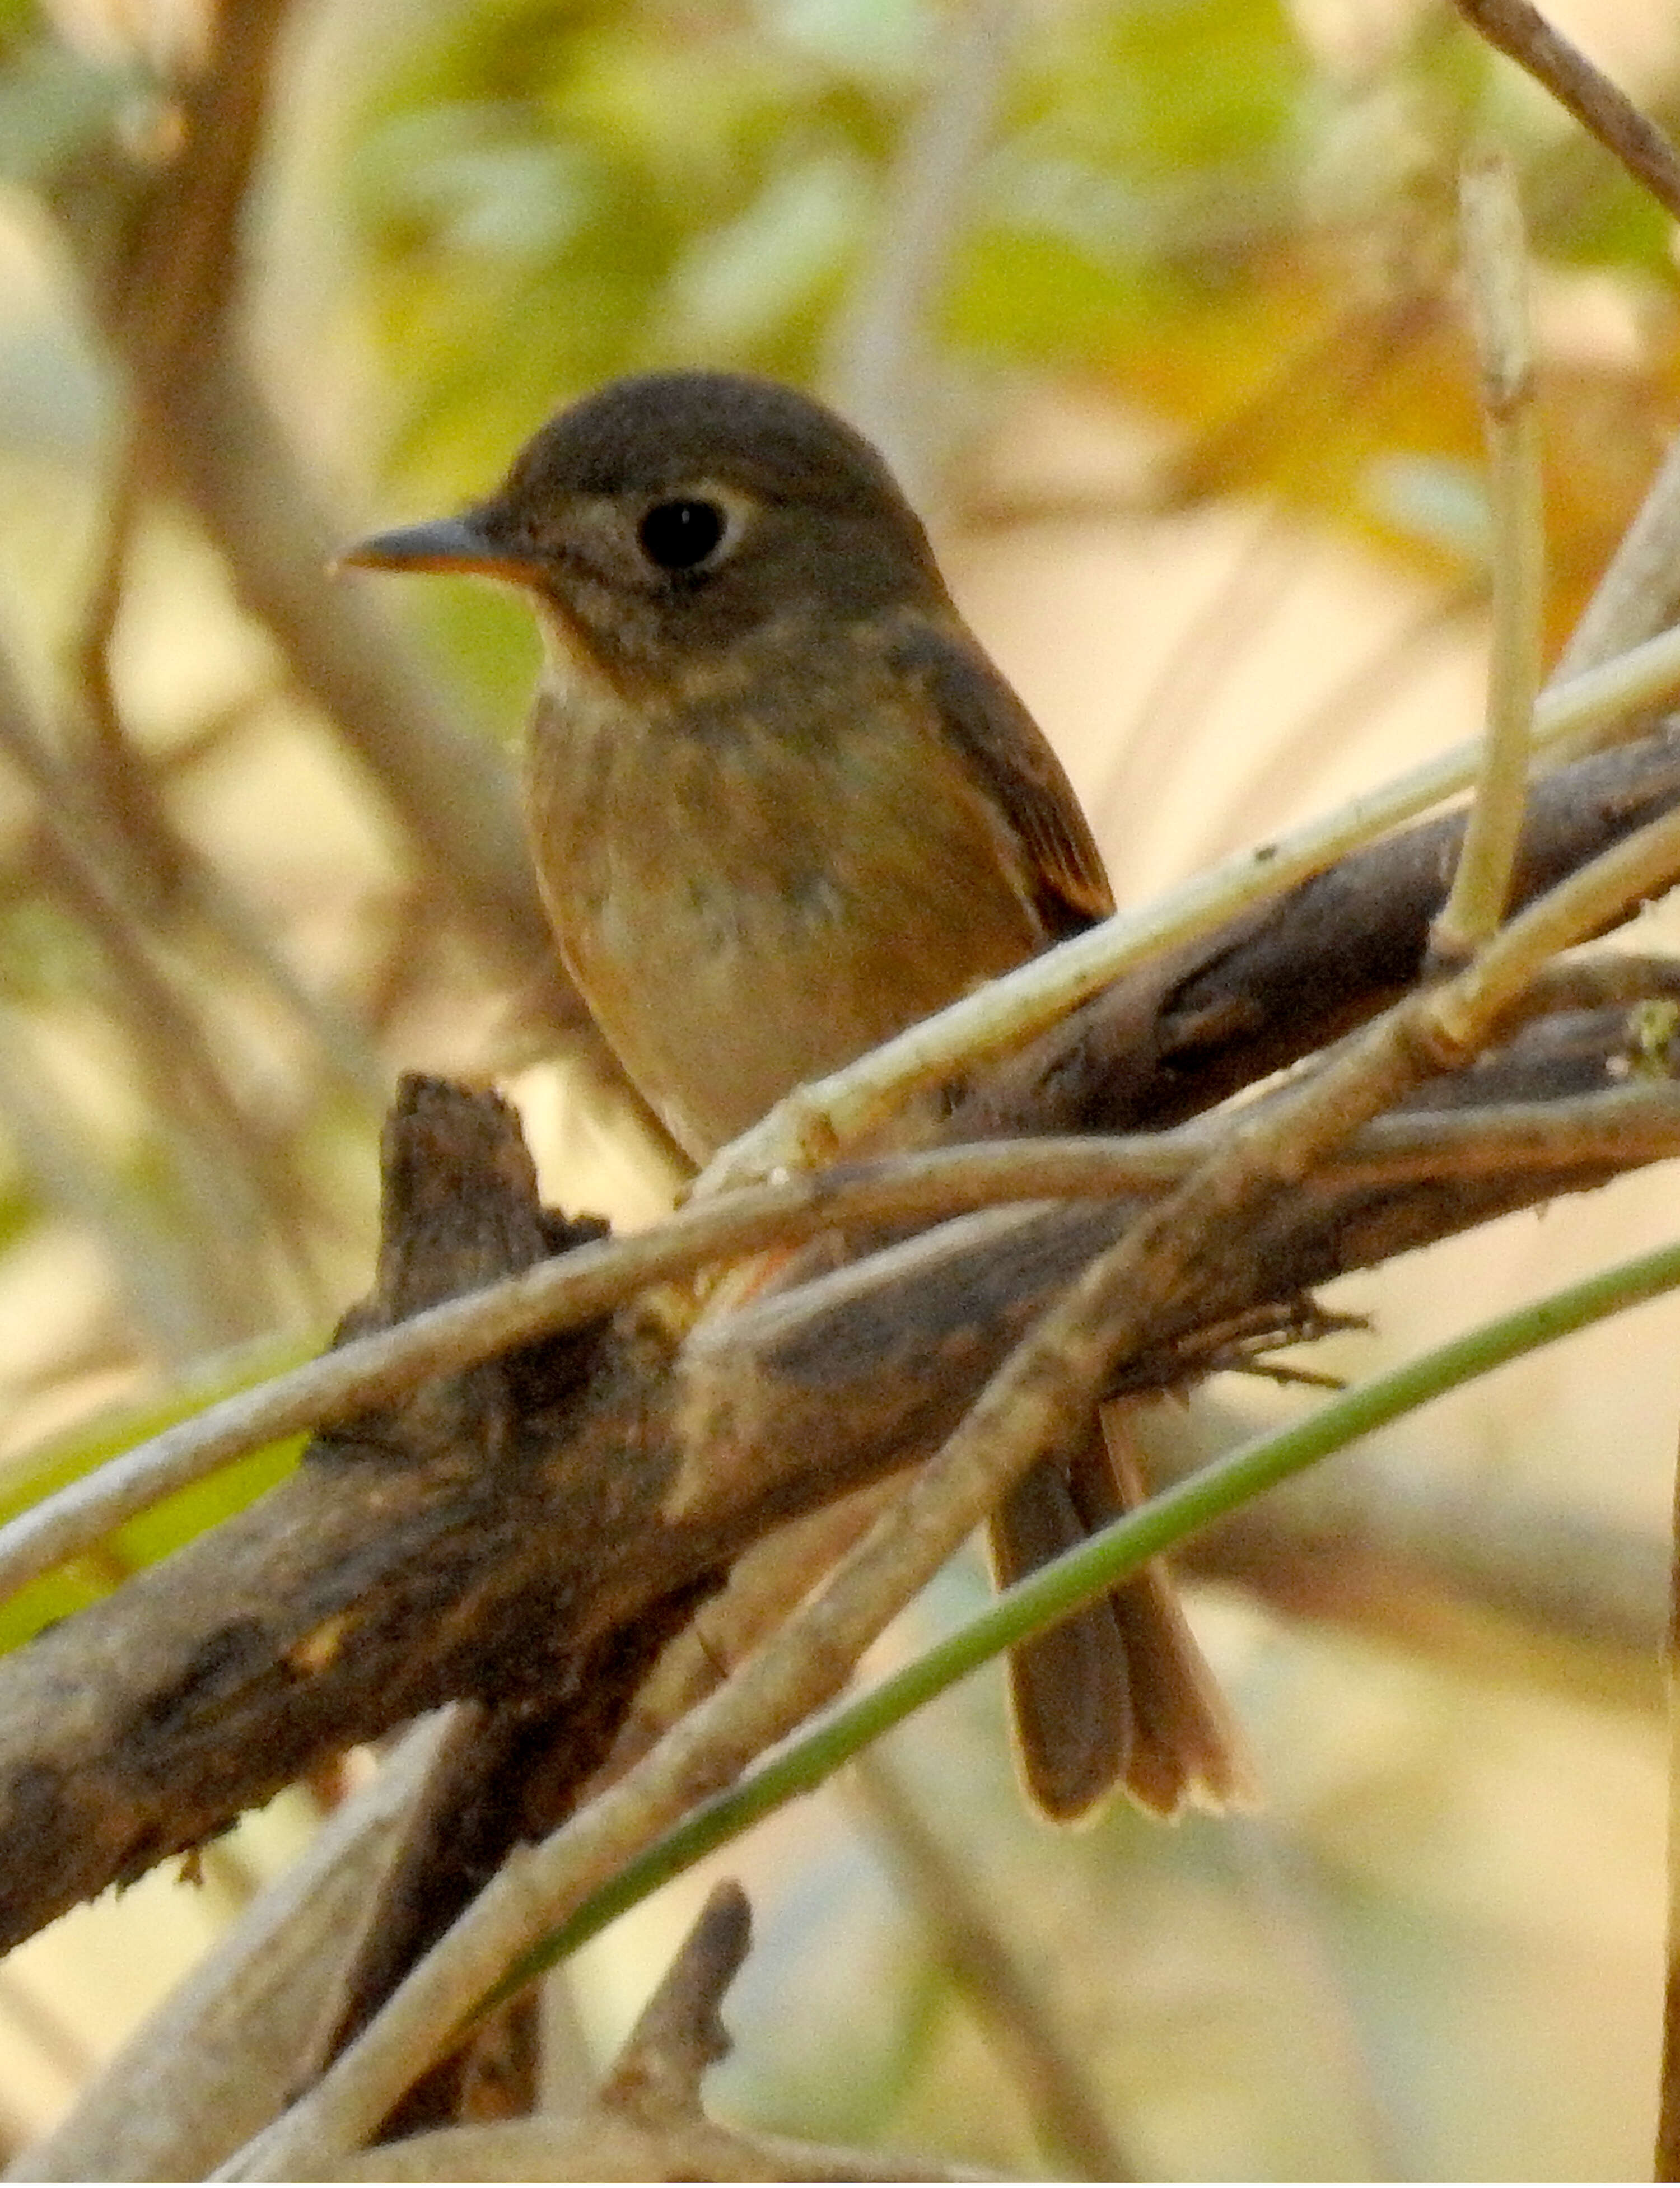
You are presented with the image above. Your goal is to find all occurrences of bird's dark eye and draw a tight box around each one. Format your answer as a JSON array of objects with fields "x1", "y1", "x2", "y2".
[{"x1": 637, "y1": 498, "x2": 727, "y2": 571}]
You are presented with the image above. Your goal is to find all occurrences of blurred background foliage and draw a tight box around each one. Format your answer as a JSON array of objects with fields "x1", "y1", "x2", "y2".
[{"x1": 0, "y1": 0, "x2": 1679, "y2": 2174}]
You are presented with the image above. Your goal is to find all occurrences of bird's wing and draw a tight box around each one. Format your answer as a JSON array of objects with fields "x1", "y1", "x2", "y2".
[{"x1": 886, "y1": 617, "x2": 1115, "y2": 936}]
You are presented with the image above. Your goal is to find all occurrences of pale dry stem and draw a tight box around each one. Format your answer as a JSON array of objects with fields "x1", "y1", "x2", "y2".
[{"x1": 1431, "y1": 149, "x2": 1543, "y2": 966}]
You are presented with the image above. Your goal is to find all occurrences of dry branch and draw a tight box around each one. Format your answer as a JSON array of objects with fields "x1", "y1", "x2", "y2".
[
  {"x1": 9, "y1": 1713, "x2": 468, "y2": 2184},
  {"x1": 0, "y1": 725, "x2": 1677, "y2": 1949},
  {"x1": 853, "y1": 1755, "x2": 1136, "y2": 2181},
  {"x1": 1, "y1": 730, "x2": 1679, "y2": 1962},
  {"x1": 0, "y1": 1071, "x2": 1659, "y2": 1958},
  {"x1": 9, "y1": 722, "x2": 1676, "y2": 1601},
  {"x1": 1453, "y1": 0, "x2": 1680, "y2": 225},
  {"x1": 959, "y1": 721, "x2": 1680, "y2": 1136},
  {"x1": 227, "y1": 768, "x2": 1680, "y2": 2173},
  {"x1": 314, "y1": 1884, "x2": 993, "y2": 2182}
]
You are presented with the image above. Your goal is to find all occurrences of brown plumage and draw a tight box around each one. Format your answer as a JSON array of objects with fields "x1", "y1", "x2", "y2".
[{"x1": 345, "y1": 369, "x2": 1248, "y2": 1820}]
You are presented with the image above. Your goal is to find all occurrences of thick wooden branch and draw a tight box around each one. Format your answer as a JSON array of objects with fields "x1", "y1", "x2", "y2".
[
  {"x1": 0, "y1": 1052, "x2": 1668, "y2": 1957},
  {"x1": 960, "y1": 722, "x2": 1680, "y2": 1136},
  {"x1": 2, "y1": 727, "x2": 1679, "y2": 1958}
]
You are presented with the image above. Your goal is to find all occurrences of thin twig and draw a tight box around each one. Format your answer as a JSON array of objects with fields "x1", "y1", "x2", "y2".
[
  {"x1": 172, "y1": 859, "x2": 393, "y2": 1109},
  {"x1": 1326, "y1": 1084, "x2": 1680, "y2": 1182},
  {"x1": 1442, "y1": 804, "x2": 1680, "y2": 1034},
  {"x1": 46, "y1": 0, "x2": 390, "y2": 1151},
  {"x1": 114, "y1": 0, "x2": 290, "y2": 412},
  {"x1": 1509, "y1": 950, "x2": 1680, "y2": 1018},
  {"x1": 1540, "y1": 623, "x2": 1680, "y2": 754},
  {"x1": 1431, "y1": 150, "x2": 1543, "y2": 966},
  {"x1": 51, "y1": 93, "x2": 568, "y2": 1023},
  {"x1": 12, "y1": 1077, "x2": 1680, "y2": 1609},
  {"x1": 595, "y1": 1880, "x2": 749, "y2": 2119},
  {"x1": 69, "y1": 456, "x2": 389, "y2": 1110},
  {"x1": 1172, "y1": 1403, "x2": 1669, "y2": 1697},
  {"x1": 852, "y1": 1753, "x2": 1137, "y2": 2181},
  {"x1": 696, "y1": 623, "x2": 1680, "y2": 1188},
  {"x1": 71, "y1": 439, "x2": 145, "y2": 787},
  {"x1": 1453, "y1": 0, "x2": 1680, "y2": 225},
  {"x1": 585, "y1": 1485, "x2": 902, "y2": 1792},
  {"x1": 0, "y1": 999, "x2": 218, "y2": 1361},
  {"x1": 31, "y1": 421, "x2": 389, "y2": 1123},
  {"x1": 169, "y1": 349, "x2": 563, "y2": 1003},
  {"x1": 0, "y1": 694, "x2": 313, "y2": 1337},
  {"x1": 0, "y1": 1133, "x2": 1190, "y2": 1606}
]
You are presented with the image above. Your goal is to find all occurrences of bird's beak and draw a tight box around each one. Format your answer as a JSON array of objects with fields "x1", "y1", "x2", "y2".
[{"x1": 334, "y1": 512, "x2": 540, "y2": 583}]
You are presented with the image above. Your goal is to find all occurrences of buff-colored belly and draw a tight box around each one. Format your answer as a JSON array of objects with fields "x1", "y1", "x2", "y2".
[{"x1": 525, "y1": 686, "x2": 1044, "y2": 1161}]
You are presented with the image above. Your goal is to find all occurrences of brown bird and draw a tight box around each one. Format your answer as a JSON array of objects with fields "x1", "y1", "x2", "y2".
[{"x1": 344, "y1": 369, "x2": 1245, "y2": 1820}]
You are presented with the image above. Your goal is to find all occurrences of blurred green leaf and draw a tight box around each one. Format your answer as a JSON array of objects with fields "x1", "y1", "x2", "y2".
[{"x1": 0, "y1": 1332, "x2": 314, "y2": 1653}]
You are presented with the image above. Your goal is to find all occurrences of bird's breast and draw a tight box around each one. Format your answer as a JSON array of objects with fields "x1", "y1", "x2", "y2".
[{"x1": 523, "y1": 659, "x2": 1046, "y2": 1160}]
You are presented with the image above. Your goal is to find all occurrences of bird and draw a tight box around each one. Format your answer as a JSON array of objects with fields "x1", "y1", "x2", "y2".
[{"x1": 343, "y1": 368, "x2": 1245, "y2": 1820}]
